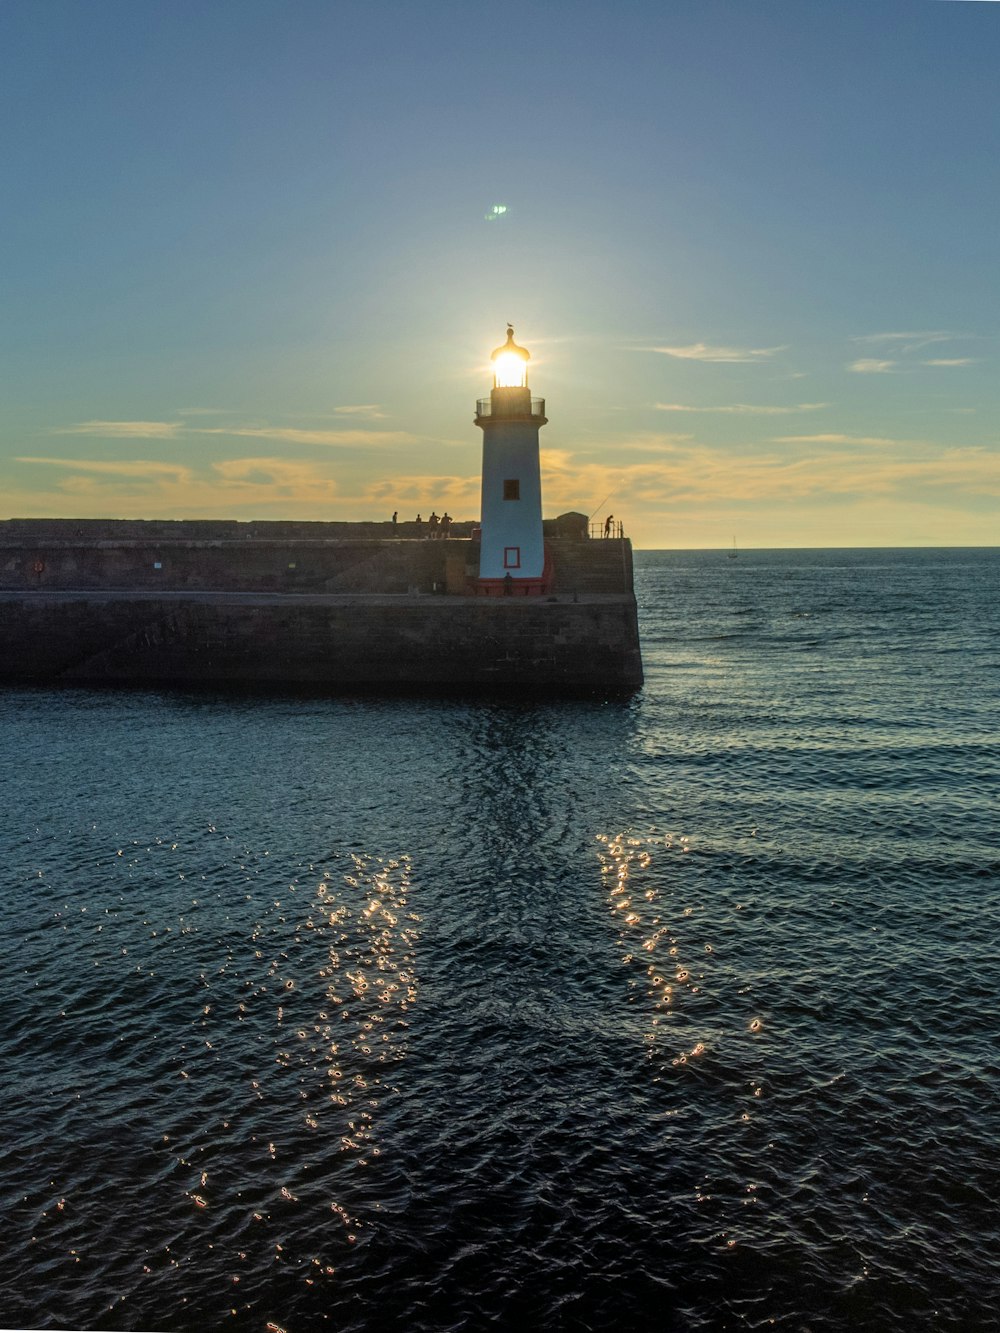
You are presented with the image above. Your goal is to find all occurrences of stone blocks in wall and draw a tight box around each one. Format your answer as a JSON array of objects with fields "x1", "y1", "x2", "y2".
[{"x1": 0, "y1": 593, "x2": 642, "y2": 692}]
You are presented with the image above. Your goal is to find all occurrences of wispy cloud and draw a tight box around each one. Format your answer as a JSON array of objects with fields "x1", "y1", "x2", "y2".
[
  {"x1": 597, "y1": 435, "x2": 694, "y2": 454},
  {"x1": 848, "y1": 329, "x2": 982, "y2": 371},
  {"x1": 332, "y1": 404, "x2": 388, "y2": 419},
  {"x1": 640, "y1": 343, "x2": 787, "y2": 363},
  {"x1": 210, "y1": 456, "x2": 341, "y2": 497},
  {"x1": 655, "y1": 402, "x2": 828, "y2": 415},
  {"x1": 536, "y1": 441, "x2": 999, "y2": 511},
  {"x1": 773, "y1": 434, "x2": 908, "y2": 447},
  {"x1": 18, "y1": 456, "x2": 194, "y2": 479},
  {"x1": 542, "y1": 453, "x2": 981, "y2": 516},
  {"x1": 851, "y1": 330, "x2": 961, "y2": 353},
  {"x1": 362, "y1": 473, "x2": 479, "y2": 509},
  {"x1": 13, "y1": 454, "x2": 342, "y2": 512},
  {"x1": 49, "y1": 419, "x2": 417, "y2": 448},
  {"x1": 11, "y1": 438, "x2": 999, "y2": 532},
  {"x1": 197, "y1": 426, "x2": 417, "y2": 447},
  {"x1": 52, "y1": 420, "x2": 184, "y2": 439},
  {"x1": 849, "y1": 330, "x2": 985, "y2": 375},
  {"x1": 848, "y1": 359, "x2": 896, "y2": 374},
  {"x1": 13, "y1": 454, "x2": 483, "y2": 517}
]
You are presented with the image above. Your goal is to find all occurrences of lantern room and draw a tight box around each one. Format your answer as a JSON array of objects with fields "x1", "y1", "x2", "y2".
[{"x1": 491, "y1": 325, "x2": 530, "y2": 389}]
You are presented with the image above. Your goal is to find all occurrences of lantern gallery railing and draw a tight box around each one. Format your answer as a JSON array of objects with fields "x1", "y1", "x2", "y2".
[{"x1": 475, "y1": 397, "x2": 546, "y2": 419}]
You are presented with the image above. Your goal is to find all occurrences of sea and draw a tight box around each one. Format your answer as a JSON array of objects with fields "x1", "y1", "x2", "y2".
[{"x1": 1, "y1": 547, "x2": 997, "y2": 1333}]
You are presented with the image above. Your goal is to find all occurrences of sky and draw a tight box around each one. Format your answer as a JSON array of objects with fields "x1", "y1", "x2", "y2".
[{"x1": 1, "y1": 0, "x2": 997, "y2": 548}]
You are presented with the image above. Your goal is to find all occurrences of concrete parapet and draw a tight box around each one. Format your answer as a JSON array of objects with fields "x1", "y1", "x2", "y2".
[
  {"x1": 0, "y1": 517, "x2": 477, "y2": 544},
  {"x1": 0, "y1": 526, "x2": 634, "y2": 597}
]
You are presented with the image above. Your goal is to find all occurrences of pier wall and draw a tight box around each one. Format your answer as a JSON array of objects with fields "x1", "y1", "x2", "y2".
[
  {"x1": 0, "y1": 593, "x2": 642, "y2": 692},
  {"x1": 0, "y1": 520, "x2": 642, "y2": 692}
]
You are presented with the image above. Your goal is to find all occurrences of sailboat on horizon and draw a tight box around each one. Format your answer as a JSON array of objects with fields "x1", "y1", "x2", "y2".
[{"x1": 727, "y1": 536, "x2": 738, "y2": 560}]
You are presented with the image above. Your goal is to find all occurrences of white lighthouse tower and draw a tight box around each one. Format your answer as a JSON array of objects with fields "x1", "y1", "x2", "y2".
[{"x1": 474, "y1": 326, "x2": 548, "y2": 592}]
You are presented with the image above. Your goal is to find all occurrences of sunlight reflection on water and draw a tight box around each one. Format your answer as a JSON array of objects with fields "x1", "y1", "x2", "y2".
[{"x1": 2, "y1": 550, "x2": 998, "y2": 1331}]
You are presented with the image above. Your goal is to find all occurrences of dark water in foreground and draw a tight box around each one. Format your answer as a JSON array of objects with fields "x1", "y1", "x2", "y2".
[{"x1": 1, "y1": 548, "x2": 998, "y2": 1332}]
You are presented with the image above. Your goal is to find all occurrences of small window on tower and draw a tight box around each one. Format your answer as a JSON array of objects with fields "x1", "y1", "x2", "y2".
[
  {"x1": 504, "y1": 546, "x2": 521, "y2": 569},
  {"x1": 503, "y1": 479, "x2": 520, "y2": 501}
]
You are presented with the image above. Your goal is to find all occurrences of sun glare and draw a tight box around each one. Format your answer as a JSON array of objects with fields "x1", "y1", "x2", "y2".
[{"x1": 494, "y1": 351, "x2": 528, "y2": 388}]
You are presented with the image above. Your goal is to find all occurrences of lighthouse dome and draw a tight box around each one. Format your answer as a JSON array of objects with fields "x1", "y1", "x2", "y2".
[{"x1": 491, "y1": 325, "x2": 530, "y2": 388}]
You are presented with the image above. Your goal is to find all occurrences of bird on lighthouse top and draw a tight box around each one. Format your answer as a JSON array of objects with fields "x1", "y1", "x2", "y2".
[{"x1": 491, "y1": 325, "x2": 530, "y2": 388}]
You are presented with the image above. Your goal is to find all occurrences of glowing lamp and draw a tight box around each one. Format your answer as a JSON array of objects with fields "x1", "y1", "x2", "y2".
[{"x1": 491, "y1": 325, "x2": 530, "y2": 389}]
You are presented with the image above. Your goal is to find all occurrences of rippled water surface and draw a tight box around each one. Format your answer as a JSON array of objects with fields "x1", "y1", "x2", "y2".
[{"x1": 2, "y1": 548, "x2": 998, "y2": 1332}]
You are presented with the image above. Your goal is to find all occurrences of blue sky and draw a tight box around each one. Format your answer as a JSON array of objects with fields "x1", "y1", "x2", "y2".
[{"x1": 1, "y1": 0, "x2": 997, "y2": 546}]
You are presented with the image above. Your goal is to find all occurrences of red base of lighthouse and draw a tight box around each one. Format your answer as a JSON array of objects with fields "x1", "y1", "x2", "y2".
[{"x1": 471, "y1": 548, "x2": 554, "y2": 596}]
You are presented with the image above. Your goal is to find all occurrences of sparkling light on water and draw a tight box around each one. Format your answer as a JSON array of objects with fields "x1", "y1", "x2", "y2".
[{"x1": 1, "y1": 548, "x2": 997, "y2": 1331}]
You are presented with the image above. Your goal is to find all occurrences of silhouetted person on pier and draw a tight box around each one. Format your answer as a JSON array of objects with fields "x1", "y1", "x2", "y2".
[
  {"x1": 428, "y1": 511, "x2": 440, "y2": 537},
  {"x1": 440, "y1": 512, "x2": 452, "y2": 536},
  {"x1": 415, "y1": 514, "x2": 423, "y2": 538},
  {"x1": 391, "y1": 511, "x2": 398, "y2": 532},
  {"x1": 604, "y1": 514, "x2": 614, "y2": 538}
]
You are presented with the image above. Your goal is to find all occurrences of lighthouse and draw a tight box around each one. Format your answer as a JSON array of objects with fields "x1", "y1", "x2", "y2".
[{"x1": 474, "y1": 326, "x2": 548, "y2": 592}]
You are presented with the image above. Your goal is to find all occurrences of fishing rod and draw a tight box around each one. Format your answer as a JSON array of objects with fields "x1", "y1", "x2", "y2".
[{"x1": 588, "y1": 482, "x2": 623, "y2": 521}]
